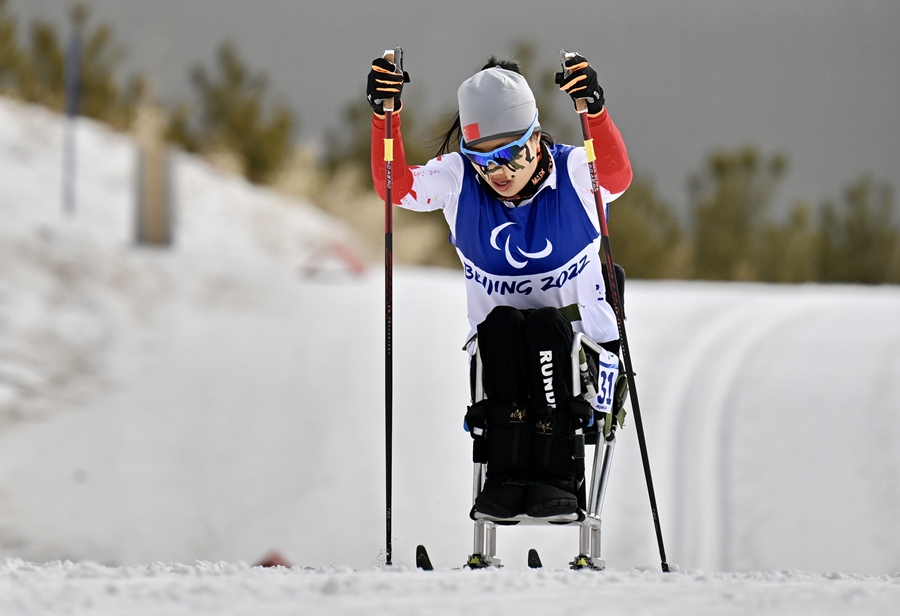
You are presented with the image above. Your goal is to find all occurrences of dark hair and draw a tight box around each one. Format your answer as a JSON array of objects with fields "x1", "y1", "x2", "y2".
[{"x1": 432, "y1": 56, "x2": 554, "y2": 156}]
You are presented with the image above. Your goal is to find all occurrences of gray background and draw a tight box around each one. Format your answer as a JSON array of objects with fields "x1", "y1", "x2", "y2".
[{"x1": 8, "y1": 0, "x2": 900, "y2": 219}]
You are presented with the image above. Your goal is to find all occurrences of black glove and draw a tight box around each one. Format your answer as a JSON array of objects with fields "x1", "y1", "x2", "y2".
[
  {"x1": 555, "y1": 55, "x2": 605, "y2": 114},
  {"x1": 367, "y1": 57, "x2": 410, "y2": 114}
]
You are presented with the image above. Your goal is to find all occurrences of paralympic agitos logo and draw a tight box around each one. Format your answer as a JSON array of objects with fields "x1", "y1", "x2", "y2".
[{"x1": 490, "y1": 222, "x2": 553, "y2": 269}]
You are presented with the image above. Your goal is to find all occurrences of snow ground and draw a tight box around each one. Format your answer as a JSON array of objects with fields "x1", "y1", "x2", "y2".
[
  {"x1": 1, "y1": 96, "x2": 900, "y2": 614},
  {"x1": 2, "y1": 559, "x2": 899, "y2": 616}
]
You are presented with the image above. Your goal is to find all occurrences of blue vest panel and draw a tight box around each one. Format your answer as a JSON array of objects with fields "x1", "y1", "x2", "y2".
[{"x1": 453, "y1": 145, "x2": 599, "y2": 277}]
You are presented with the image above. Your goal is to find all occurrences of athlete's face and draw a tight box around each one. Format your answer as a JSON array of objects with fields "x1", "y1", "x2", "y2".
[{"x1": 468, "y1": 133, "x2": 541, "y2": 197}]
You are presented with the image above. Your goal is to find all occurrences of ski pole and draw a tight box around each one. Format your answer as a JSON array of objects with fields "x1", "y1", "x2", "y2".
[
  {"x1": 381, "y1": 46, "x2": 402, "y2": 567},
  {"x1": 561, "y1": 51, "x2": 671, "y2": 573}
]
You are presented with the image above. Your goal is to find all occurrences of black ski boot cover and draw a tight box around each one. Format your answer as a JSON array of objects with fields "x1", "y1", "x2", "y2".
[
  {"x1": 473, "y1": 402, "x2": 532, "y2": 518},
  {"x1": 524, "y1": 406, "x2": 584, "y2": 517}
]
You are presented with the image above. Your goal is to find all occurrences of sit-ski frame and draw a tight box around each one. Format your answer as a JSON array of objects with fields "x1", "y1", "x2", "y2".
[{"x1": 469, "y1": 332, "x2": 618, "y2": 570}]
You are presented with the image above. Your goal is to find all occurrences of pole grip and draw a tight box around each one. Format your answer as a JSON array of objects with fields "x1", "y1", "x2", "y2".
[{"x1": 382, "y1": 50, "x2": 396, "y2": 113}]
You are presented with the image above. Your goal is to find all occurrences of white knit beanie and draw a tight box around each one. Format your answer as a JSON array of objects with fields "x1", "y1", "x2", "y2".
[{"x1": 457, "y1": 67, "x2": 540, "y2": 147}]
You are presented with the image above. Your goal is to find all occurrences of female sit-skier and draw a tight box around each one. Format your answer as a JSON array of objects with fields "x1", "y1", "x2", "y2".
[{"x1": 368, "y1": 53, "x2": 632, "y2": 519}]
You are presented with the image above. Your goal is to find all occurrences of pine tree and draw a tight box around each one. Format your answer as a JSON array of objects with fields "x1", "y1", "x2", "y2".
[
  {"x1": 73, "y1": 5, "x2": 145, "y2": 129},
  {"x1": 0, "y1": 0, "x2": 21, "y2": 93},
  {"x1": 167, "y1": 42, "x2": 295, "y2": 184},
  {"x1": 756, "y1": 201, "x2": 817, "y2": 283},
  {"x1": 607, "y1": 176, "x2": 685, "y2": 279},
  {"x1": 815, "y1": 176, "x2": 899, "y2": 283},
  {"x1": 690, "y1": 147, "x2": 787, "y2": 280},
  {"x1": 17, "y1": 19, "x2": 65, "y2": 109},
  {"x1": 8, "y1": 3, "x2": 144, "y2": 128}
]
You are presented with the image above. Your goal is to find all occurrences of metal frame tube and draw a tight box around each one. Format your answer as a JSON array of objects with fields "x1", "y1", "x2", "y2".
[
  {"x1": 589, "y1": 437, "x2": 617, "y2": 517},
  {"x1": 571, "y1": 333, "x2": 606, "y2": 397},
  {"x1": 474, "y1": 341, "x2": 484, "y2": 402},
  {"x1": 473, "y1": 519, "x2": 485, "y2": 555},
  {"x1": 571, "y1": 334, "x2": 585, "y2": 397},
  {"x1": 587, "y1": 437, "x2": 605, "y2": 515},
  {"x1": 486, "y1": 522, "x2": 497, "y2": 559},
  {"x1": 591, "y1": 526, "x2": 602, "y2": 560},
  {"x1": 472, "y1": 462, "x2": 485, "y2": 556},
  {"x1": 579, "y1": 522, "x2": 591, "y2": 555}
]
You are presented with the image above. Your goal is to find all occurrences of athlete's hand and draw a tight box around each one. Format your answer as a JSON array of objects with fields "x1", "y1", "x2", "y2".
[
  {"x1": 555, "y1": 55, "x2": 605, "y2": 114},
  {"x1": 367, "y1": 57, "x2": 410, "y2": 115}
]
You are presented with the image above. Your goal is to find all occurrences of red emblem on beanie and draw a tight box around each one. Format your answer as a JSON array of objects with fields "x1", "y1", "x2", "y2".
[{"x1": 462, "y1": 123, "x2": 481, "y2": 143}]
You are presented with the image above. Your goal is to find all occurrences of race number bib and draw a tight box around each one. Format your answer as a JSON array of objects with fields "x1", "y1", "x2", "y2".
[{"x1": 590, "y1": 349, "x2": 620, "y2": 415}]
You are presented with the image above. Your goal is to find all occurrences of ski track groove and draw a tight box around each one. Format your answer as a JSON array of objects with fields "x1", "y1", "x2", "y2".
[
  {"x1": 656, "y1": 292, "x2": 821, "y2": 569},
  {"x1": 654, "y1": 300, "x2": 757, "y2": 567},
  {"x1": 702, "y1": 298, "x2": 820, "y2": 569}
]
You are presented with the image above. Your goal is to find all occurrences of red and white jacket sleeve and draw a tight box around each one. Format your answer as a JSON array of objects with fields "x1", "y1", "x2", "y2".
[
  {"x1": 583, "y1": 108, "x2": 632, "y2": 198},
  {"x1": 371, "y1": 111, "x2": 464, "y2": 213},
  {"x1": 371, "y1": 111, "x2": 415, "y2": 205}
]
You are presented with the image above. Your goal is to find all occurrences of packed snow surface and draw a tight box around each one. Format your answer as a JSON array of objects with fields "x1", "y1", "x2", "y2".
[
  {"x1": 2, "y1": 559, "x2": 899, "y2": 616},
  {"x1": 2, "y1": 97, "x2": 900, "y2": 614}
]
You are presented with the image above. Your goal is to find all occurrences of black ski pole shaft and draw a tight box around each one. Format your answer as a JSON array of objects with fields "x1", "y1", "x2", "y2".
[
  {"x1": 569, "y1": 73, "x2": 670, "y2": 572},
  {"x1": 381, "y1": 47, "x2": 402, "y2": 567}
]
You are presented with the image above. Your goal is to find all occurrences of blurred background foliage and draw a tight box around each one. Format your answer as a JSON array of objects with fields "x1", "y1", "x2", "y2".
[
  {"x1": 0, "y1": 0, "x2": 144, "y2": 129},
  {"x1": 165, "y1": 42, "x2": 294, "y2": 185},
  {"x1": 2, "y1": 0, "x2": 898, "y2": 283}
]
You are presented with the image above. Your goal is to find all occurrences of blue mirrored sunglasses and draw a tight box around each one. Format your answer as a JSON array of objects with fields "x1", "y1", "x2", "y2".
[{"x1": 459, "y1": 114, "x2": 538, "y2": 168}]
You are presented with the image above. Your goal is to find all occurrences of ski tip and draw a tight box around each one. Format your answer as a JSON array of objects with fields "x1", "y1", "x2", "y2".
[
  {"x1": 527, "y1": 548, "x2": 543, "y2": 569},
  {"x1": 416, "y1": 544, "x2": 434, "y2": 571}
]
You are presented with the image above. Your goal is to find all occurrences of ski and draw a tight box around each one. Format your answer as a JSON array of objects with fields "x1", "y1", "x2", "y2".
[
  {"x1": 417, "y1": 545, "x2": 606, "y2": 570},
  {"x1": 416, "y1": 544, "x2": 434, "y2": 571},
  {"x1": 416, "y1": 545, "x2": 495, "y2": 570}
]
